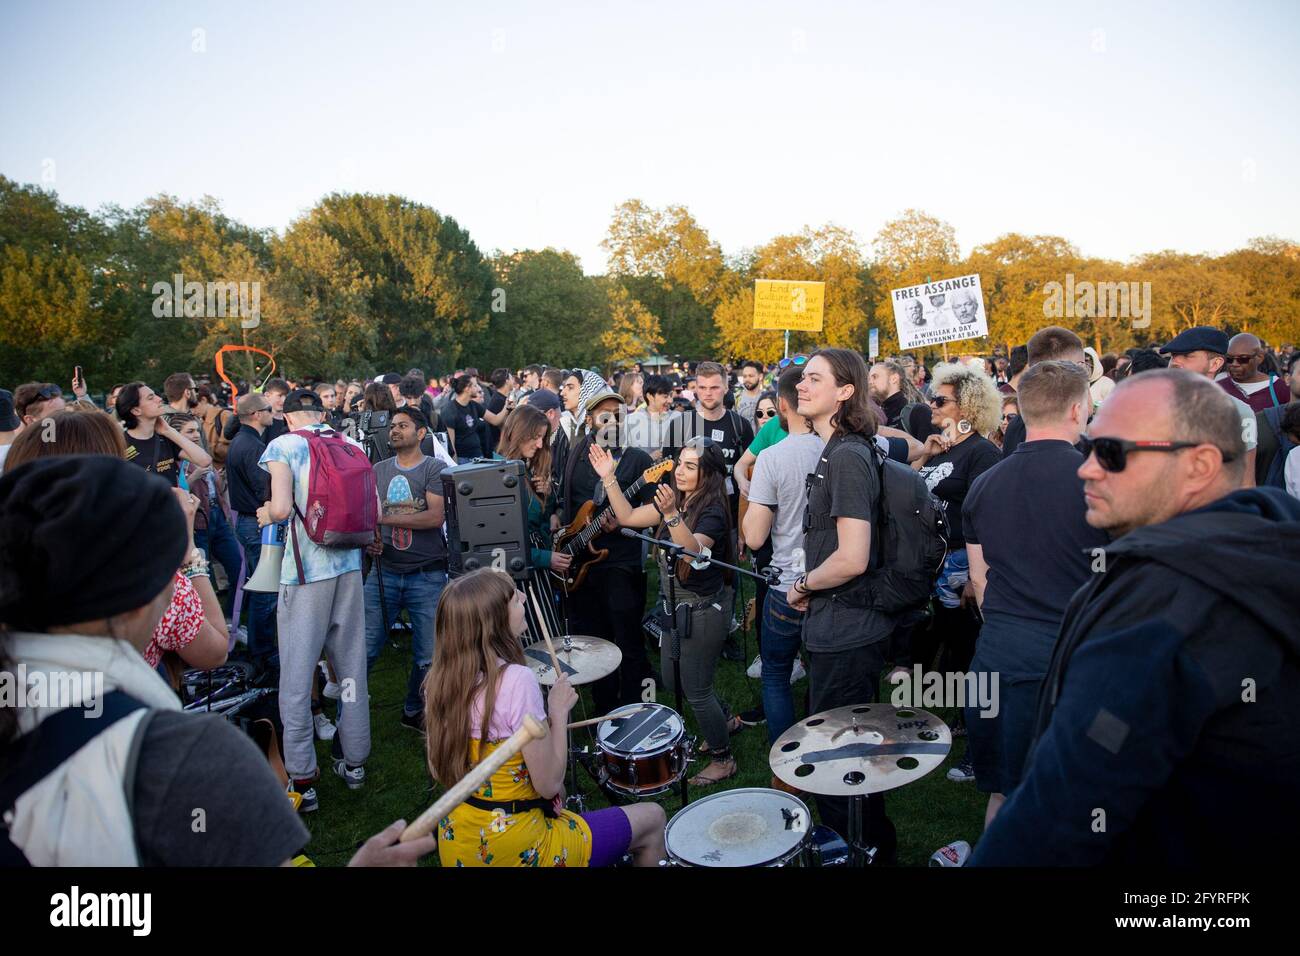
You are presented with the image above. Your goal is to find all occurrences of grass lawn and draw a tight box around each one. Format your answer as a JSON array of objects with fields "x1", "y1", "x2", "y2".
[{"x1": 298, "y1": 566, "x2": 986, "y2": 866}]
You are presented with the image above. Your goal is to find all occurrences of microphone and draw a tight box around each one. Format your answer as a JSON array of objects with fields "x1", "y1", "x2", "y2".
[{"x1": 619, "y1": 527, "x2": 638, "y2": 538}]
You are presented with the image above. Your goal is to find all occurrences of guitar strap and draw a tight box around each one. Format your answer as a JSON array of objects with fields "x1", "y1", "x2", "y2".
[{"x1": 560, "y1": 433, "x2": 589, "y2": 525}]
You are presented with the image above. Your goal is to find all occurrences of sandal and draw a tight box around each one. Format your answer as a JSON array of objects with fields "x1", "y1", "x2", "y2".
[{"x1": 689, "y1": 756, "x2": 737, "y2": 788}]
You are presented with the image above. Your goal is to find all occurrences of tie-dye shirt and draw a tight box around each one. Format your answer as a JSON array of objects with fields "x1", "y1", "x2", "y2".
[{"x1": 259, "y1": 424, "x2": 366, "y2": 586}]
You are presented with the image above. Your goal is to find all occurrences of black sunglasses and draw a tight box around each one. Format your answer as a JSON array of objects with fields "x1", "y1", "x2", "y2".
[
  {"x1": 928, "y1": 395, "x2": 956, "y2": 408},
  {"x1": 33, "y1": 384, "x2": 63, "y2": 401},
  {"x1": 1079, "y1": 435, "x2": 1232, "y2": 473},
  {"x1": 756, "y1": 408, "x2": 777, "y2": 419}
]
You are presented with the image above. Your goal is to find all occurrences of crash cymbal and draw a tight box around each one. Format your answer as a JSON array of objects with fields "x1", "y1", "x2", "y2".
[
  {"x1": 525, "y1": 635, "x2": 622, "y2": 686},
  {"x1": 769, "y1": 704, "x2": 951, "y2": 796}
]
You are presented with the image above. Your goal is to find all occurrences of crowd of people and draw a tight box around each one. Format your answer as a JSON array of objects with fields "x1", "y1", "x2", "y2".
[{"x1": 0, "y1": 324, "x2": 1297, "y2": 868}]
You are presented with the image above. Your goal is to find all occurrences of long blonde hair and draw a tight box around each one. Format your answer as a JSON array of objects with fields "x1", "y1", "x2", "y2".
[{"x1": 423, "y1": 569, "x2": 525, "y2": 784}]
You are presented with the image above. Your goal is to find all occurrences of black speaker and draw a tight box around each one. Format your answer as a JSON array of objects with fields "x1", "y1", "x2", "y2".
[{"x1": 442, "y1": 459, "x2": 531, "y2": 581}]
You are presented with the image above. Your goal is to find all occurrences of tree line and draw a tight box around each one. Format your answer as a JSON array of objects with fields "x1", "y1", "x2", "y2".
[{"x1": 3, "y1": 176, "x2": 1297, "y2": 388}]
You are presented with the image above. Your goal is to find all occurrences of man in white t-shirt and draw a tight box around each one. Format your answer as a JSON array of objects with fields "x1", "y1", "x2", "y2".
[
  {"x1": 740, "y1": 367, "x2": 824, "y2": 755},
  {"x1": 258, "y1": 388, "x2": 376, "y2": 811}
]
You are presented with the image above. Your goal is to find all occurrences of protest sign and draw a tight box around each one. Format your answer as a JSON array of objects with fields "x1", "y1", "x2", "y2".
[
  {"x1": 753, "y1": 279, "x2": 825, "y2": 332},
  {"x1": 891, "y1": 273, "x2": 988, "y2": 350}
]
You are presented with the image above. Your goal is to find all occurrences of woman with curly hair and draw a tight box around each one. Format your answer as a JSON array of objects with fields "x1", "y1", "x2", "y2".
[{"x1": 912, "y1": 362, "x2": 1003, "y2": 766}]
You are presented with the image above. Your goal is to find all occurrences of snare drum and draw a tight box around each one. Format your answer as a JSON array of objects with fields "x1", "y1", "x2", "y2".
[
  {"x1": 664, "y1": 788, "x2": 815, "y2": 867},
  {"x1": 595, "y1": 702, "x2": 689, "y2": 798}
]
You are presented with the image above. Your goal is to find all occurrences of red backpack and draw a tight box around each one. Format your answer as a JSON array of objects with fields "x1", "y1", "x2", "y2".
[{"x1": 287, "y1": 428, "x2": 377, "y2": 580}]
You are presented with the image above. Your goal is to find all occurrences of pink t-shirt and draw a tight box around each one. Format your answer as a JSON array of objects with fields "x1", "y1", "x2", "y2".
[{"x1": 469, "y1": 662, "x2": 546, "y2": 741}]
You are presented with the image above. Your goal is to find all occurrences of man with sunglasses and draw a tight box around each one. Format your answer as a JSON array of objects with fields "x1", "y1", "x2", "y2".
[
  {"x1": 12, "y1": 382, "x2": 66, "y2": 427},
  {"x1": 560, "y1": 390, "x2": 657, "y2": 716},
  {"x1": 163, "y1": 372, "x2": 197, "y2": 416},
  {"x1": 972, "y1": 369, "x2": 1300, "y2": 866},
  {"x1": 1218, "y1": 332, "x2": 1292, "y2": 413},
  {"x1": 1160, "y1": 325, "x2": 1258, "y2": 486},
  {"x1": 227, "y1": 392, "x2": 278, "y2": 668}
]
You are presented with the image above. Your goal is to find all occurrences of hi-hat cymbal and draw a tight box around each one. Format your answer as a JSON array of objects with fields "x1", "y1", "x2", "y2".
[
  {"x1": 769, "y1": 704, "x2": 951, "y2": 796},
  {"x1": 525, "y1": 635, "x2": 622, "y2": 686}
]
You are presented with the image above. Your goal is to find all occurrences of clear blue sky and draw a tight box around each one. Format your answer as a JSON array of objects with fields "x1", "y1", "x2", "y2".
[{"x1": 3, "y1": 0, "x2": 1297, "y2": 273}]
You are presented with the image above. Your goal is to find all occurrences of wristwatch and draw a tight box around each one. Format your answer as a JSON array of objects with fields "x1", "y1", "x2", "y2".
[{"x1": 665, "y1": 513, "x2": 682, "y2": 528}]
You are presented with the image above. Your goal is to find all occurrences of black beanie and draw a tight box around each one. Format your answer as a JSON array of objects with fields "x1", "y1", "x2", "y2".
[{"x1": 0, "y1": 456, "x2": 188, "y2": 630}]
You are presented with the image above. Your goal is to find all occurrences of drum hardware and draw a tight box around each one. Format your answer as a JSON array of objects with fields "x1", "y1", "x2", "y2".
[
  {"x1": 769, "y1": 704, "x2": 951, "y2": 867},
  {"x1": 620, "y1": 527, "x2": 775, "y2": 810}
]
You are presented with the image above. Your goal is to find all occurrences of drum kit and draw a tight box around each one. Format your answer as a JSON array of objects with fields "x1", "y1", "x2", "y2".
[
  {"x1": 662, "y1": 704, "x2": 951, "y2": 868},
  {"x1": 522, "y1": 573, "x2": 953, "y2": 867}
]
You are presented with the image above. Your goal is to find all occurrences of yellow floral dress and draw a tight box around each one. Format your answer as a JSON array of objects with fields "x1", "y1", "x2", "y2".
[{"x1": 437, "y1": 737, "x2": 593, "y2": 868}]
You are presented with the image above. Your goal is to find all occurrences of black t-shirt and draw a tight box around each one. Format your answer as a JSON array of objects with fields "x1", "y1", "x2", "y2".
[
  {"x1": 660, "y1": 496, "x2": 731, "y2": 596},
  {"x1": 484, "y1": 389, "x2": 507, "y2": 454},
  {"x1": 963, "y1": 440, "x2": 1110, "y2": 627},
  {"x1": 881, "y1": 391, "x2": 907, "y2": 428},
  {"x1": 802, "y1": 434, "x2": 893, "y2": 652},
  {"x1": 667, "y1": 408, "x2": 754, "y2": 515},
  {"x1": 133, "y1": 711, "x2": 310, "y2": 865},
  {"x1": 565, "y1": 439, "x2": 654, "y2": 569},
  {"x1": 123, "y1": 433, "x2": 182, "y2": 487},
  {"x1": 441, "y1": 399, "x2": 485, "y2": 460},
  {"x1": 918, "y1": 434, "x2": 1002, "y2": 548}
]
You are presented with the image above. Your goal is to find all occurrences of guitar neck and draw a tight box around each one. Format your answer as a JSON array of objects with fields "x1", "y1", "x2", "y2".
[{"x1": 571, "y1": 474, "x2": 649, "y2": 551}]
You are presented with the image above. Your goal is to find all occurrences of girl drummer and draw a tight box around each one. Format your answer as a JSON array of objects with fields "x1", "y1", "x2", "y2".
[
  {"x1": 589, "y1": 437, "x2": 740, "y2": 787},
  {"x1": 423, "y1": 569, "x2": 666, "y2": 867}
]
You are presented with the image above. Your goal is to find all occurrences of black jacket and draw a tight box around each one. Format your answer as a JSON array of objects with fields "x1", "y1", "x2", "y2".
[
  {"x1": 226, "y1": 425, "x2": 269, "y2": 516},
  {"x1": 973, "y1": 487, "x2": 1300, "y2": 866}
]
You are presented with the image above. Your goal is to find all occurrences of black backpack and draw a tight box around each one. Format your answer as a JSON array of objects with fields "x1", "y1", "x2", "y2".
[{"x1": 863, "y1": 440, "x2": 949, "y2": 614}]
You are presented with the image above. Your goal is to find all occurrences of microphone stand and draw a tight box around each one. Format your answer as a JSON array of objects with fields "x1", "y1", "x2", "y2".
[{"x1": 620, "y1": 528, "x2": 778, "y2": 810}]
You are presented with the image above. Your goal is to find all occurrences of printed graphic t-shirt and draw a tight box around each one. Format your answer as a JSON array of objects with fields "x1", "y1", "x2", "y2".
[
  {"x1": 373, "y1": 454, "x2": 447, "y2": 572},
  {"x1": 124, "y1": 433, "x2": 182, "y2": 487}
]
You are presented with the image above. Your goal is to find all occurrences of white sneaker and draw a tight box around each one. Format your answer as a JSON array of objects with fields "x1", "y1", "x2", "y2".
[
  {"x1": 746, "y1": 655, "x2": 762, "y2": 679},
  {"x1": 313, "y1": 712, "x2": 337, "y2": 741},
  {"x1": 929, "y1": 840, "x2": 971, "y2": 867},
  {"x1": 333, "y1": 758, "x2": 365, "y2": 790},
  {"x1": 228, "y1": 624, "x2": 248, "y2": 645},
  {"x1": 946, "y1": 761, "x2": 975, "y2": 783},
  {"x1": 790, "y1": 658, "x2": 807, "y2": 685}
]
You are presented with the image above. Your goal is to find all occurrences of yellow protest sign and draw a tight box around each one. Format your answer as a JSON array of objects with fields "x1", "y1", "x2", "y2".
[{"x1": 752, "y1": 279, "x2": 825, "y2": 332}]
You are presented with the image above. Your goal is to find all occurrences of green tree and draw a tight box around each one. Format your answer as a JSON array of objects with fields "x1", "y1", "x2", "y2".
[
  {"x1": 601, "y1": 284, "x2": 662, "y2": 368},
  {"x1": 465, "y1": 248, "x2": 606, "y2": 370},
  {"x1": 602, "y1": 200, "x2": 728, "y2": 356}
]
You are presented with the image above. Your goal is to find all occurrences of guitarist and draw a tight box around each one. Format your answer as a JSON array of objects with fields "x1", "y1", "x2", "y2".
[{"x1": 559, "y1": 389, "x2": 656, "y2": 715}]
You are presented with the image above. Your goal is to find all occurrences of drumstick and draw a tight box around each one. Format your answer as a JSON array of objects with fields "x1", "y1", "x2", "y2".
[
  {"x1": 566, "y1": 704, "x2": 648, "y2": 729},
  {"x1": 528, "y1": 584, "x2": 563, "y2": 677},
  {"x1": 400, "y1": 714, "x2": 548, "y2": 842}
]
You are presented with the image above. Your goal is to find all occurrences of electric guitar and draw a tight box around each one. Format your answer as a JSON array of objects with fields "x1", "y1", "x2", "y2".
[{"x1": 553, "y1": 459, "x2": 674, "y2": 592}]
